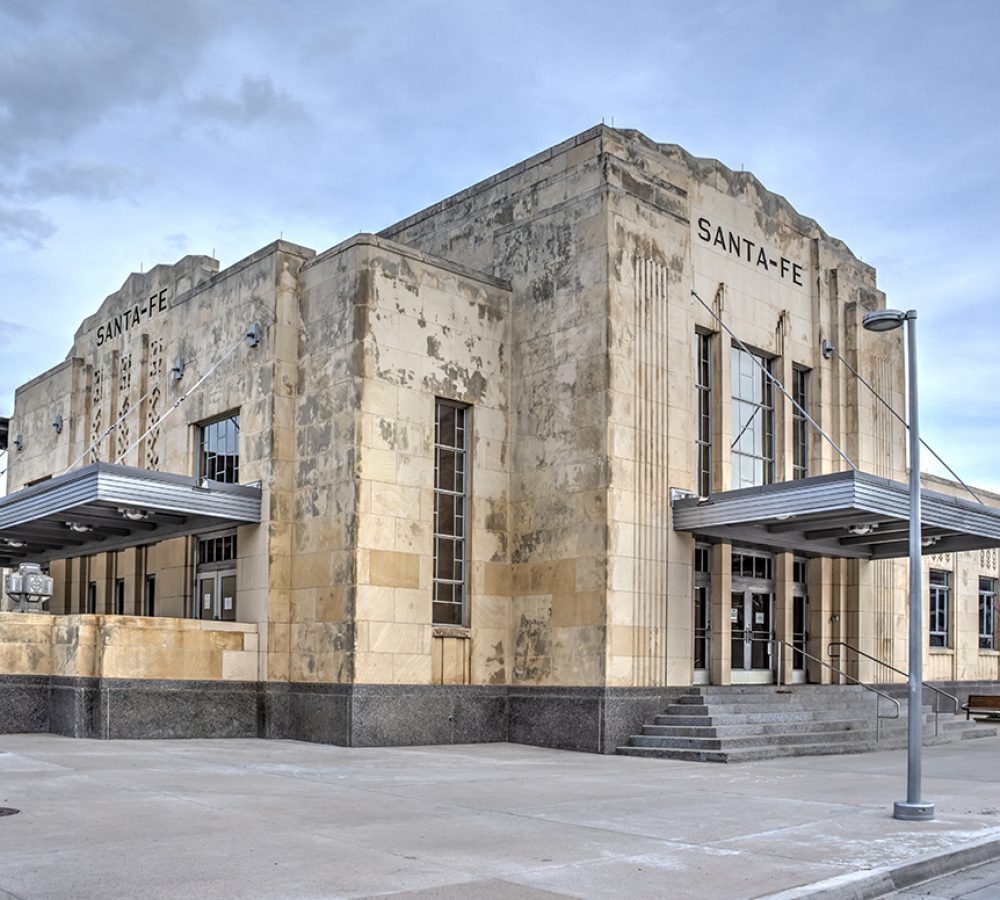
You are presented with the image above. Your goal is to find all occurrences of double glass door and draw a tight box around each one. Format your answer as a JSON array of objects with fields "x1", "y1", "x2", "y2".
[
  {"x1": 197, "y1": 570, "x2": 236, "y2": 621},
  {"x1": 731, "y1": 589, "x2": 774, "y2": 682}
]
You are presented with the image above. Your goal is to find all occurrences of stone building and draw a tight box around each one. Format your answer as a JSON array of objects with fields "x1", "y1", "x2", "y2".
[{"x1": 1, "y1": 125, "x2": 998, "y2": 749}]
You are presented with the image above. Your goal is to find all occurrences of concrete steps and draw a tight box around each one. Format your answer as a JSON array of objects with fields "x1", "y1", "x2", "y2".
[{"x1": 616, "y1": 685, "x2": 999, "y2": 763}]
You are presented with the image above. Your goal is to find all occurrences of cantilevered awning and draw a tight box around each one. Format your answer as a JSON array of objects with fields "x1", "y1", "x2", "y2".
[
  {"x1": 672, "y1": 470, "x2": 1000, "y2": 559},
  {"x1": 0, "y1": 462, "x2": 262, "y2": 565}
]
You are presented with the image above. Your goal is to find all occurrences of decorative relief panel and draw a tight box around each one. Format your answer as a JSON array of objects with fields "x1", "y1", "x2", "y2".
[
  {"x1": 144, "y1": 338, "x2": 163, "y2": 470},
  {"x1": 115, "y1": 353, "x2": 132, "y2": 463},
  {"x1": 631, "y1": 257, "x2": 669, "y2": 686},
  {"x1": 980, "y1": 548, "x2": 998, "y2": 573},
  {"x1": 89, "y1": 367, "x2": 104, "y2": 464},
  {"x1": 929, "y1": 552, "x2": 952, "y2": 569}
]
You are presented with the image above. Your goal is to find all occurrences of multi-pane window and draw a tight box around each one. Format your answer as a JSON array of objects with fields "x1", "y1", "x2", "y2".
[
  {"x1": 695, "y1": 332, "x2": 712, "y2": 496},
  {"x1": 792, "y1": 367, "x2": 809, "y2": 480},
  {"x1": 198, "y1": 413, "x2": 240, "y2": 483},
  {"x1": 198, "y1": 533, "x2": 237, "y2": 565},
  {"x1": 433, "y1": 401, "x2": 468, "y2": 626},
  {"x1": 979, "y1": 577, "x2": 996, "y2": 651},
  {"x1": 731, "y1": 549, "x2": 773, "y2": 581},
  {"x1": 731, "y1": 345, "x2": 774, "y2": 488},
  {"x1": 929, "y1": 569, "x2": 951, "y2": 648}
]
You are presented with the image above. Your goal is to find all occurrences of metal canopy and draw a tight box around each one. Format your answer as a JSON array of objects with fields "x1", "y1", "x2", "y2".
[
  {"x1": 0, "y1": 462, "x2": 262, "y2": 565},
  {"x1": 671, "y1": 470, "x2": 1000, "y2": 559}
]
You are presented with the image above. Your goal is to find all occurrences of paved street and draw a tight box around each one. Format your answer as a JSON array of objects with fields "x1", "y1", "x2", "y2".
[
  {"x1": 898, "y1": 857, "x2": 1000, "y2": 898},
  {"x1": 1, "y1": 733, "x2": 999, "y2": 899}
]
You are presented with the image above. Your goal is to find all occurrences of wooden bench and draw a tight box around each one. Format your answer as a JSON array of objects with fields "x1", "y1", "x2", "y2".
[{"x1": 963, "y1": 694, "x2": 1000, "y2": 720}]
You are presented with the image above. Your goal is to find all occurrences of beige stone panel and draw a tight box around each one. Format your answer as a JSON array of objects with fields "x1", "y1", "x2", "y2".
[
  {"x1": 290, "y1": 552, "x2": 332, "y2": 591},
  {"x1": 478, "y1": 563, "x2": 510, "y2": 597},
  {"x1": 394, "y1": 652, "x2": 432, "y2": 684},
  {"x1": 268, "y1": 651, "x2": 289, "y2": 682},
  {"x1": 266, "y1": 589, "x2": 290, "y2": 625},
  {"x1": 316, "y1": 586, "x2": 346, "y2": 623},
  {"x1": 551, "y1": 591, "x2": 604, "y2": 628},
  {"x1": 359, "y1": 447, "x2": 397, "y2": 483},
  {"x1": 290, "y1": 590, "x2": 317, "y2": 624},
  {"x1": 394, "y1": 588, "x2": 431, "y2": 625},
  {"x1": 368, "y1": 621, "x2": 430, "y2": 655},
  {"x1": 470, "y1": 627, "x2": 506, "y2": 684},
  {"x1": 606, "y1": 653, "x2": 634, "y2": 686},
  {"x1": 369, "y1": 550, "x2": 420, "y2": 589},
  {"x1": 360, "y1": 379, "x2": 398, "y2": 418},
  {"x1": 395, "y1": 451, "x2": 432, "y2": 488},
  {"x1": 355, "y1": 585, "x2": 395, "y2": 622},
  {"x1": 354, "y1": 651, "x2": 394, "y2": 683},
  {"x1": 357, "y1": 513, "x2": 397, "y2": 550},
  {"x1": 243, "y1": 632, "x2": 259, "y2": 652},
  {"x1": 471, "y1": 594, "x2": 509, "y2": 631},
  {"x1": 268, "y1": 623, "x2": 290, "y2": 654},
  {"x1": 222, "y1": 650, "x2": 257, "y2": 681},
  {"x1": 369, "y1": 482, "x2": 422, "y2": 519},
  {"x1": 393, "y1": 517, "x2": 431, "y2": 556}
]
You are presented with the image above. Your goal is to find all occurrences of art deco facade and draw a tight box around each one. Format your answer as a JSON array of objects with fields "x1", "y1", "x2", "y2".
[{"x1": 1, "y1": 125, "x2": 997, "y2": 748}]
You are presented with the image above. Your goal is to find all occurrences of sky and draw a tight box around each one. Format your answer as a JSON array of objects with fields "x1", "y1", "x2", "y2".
[{"x1": 1, "y1": 0, "x2": 998, "y2": 488}]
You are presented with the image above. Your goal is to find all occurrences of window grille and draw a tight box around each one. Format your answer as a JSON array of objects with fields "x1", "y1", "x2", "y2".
[
  {"x1": 731, "y1": 345, "x2": 774, "y2": 488},
  {"x1": 695, "y1": 333, "x2": 712, "y2": 496},
  {"x1": 792, "y1": 368, "x2": 809, "y2": 480},
  {"x1": 433, "y1": 401, "x2": 468, "y2": 626},
  {"x1": 929, "y1": 569, "x2": 950, "y2": 648},
  {"x1": 198, "y1": 413, "x2": 240, "y2": 483},
  {"x1": 979, "y1": 577, "x2": 996, "y2": 651}
]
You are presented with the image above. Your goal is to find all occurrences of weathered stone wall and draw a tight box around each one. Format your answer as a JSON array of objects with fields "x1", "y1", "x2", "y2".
[
  {"x1": 351, "y1": 236, "x2": 511, "y2": 686},
  {"x1": 383, "y1": 129, "x2": 612, "y2": 687},
  {"x1": 0, "y1": 613, "x2": 258, "y2": 681}
]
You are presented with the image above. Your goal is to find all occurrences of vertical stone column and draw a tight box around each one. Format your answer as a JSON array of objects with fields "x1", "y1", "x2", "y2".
[
  {"x1": 809, "y1": 556, "x2": 833, "y2": 684},
  {"x1": 775, "y1": 552, "x2": 794, "y2": 684},
  {"x1": 710, "y1": 543, "x2": 732, "y2": 685}
]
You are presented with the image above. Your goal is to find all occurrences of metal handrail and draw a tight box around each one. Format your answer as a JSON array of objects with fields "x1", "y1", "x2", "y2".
[
  {"x1": 828, "y1": 641, "x2": 959, "y2": 737},
  {"x1": 771, "y1": 638, "x2": 900, "y2": 742}
]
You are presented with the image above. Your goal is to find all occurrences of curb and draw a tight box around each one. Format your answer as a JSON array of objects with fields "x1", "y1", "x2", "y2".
[{"x1": 762, "y1": 832, "x2": 1000, "y2": 899}]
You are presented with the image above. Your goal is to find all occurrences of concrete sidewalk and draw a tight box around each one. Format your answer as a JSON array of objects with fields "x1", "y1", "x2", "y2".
[{"x1": 1, "y1": 733, "x2": 998, "y2": 900}]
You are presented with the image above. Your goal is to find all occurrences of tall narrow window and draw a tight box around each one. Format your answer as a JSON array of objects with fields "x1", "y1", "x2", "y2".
[
  {"x1": 979, "y1": 577, "x2": 996, "y2": 650},
  {"x1": 87, "y1": 581, "x2": 97, "y2": 614},
  {"x1": 731, "y1": 345, "x2": 774, "y2": 488},
  {"x1": 198, "y1": 413, "x2": 240, "y2": 483},
  {"x1": 433, "y1": 400, "x2": 468, "y2": 626},
  {"x1": 792, "y1": 367, "x2": 809, "y2": 480},
  {"x1": 695, "y1": 332, "x2": 712, "y2": 496},
  {"x1": 693, "y1": 544, "x2": 711, "y2": 672},
  {"x1": 114, "y1": 578, "x2": 125, "y2": 615},
  {"x1": 929, "y1": 569, "x2": 950, "y2": 648},
  {"x1": 144, "y1": 575, "x2": 156, "y2": 618}
]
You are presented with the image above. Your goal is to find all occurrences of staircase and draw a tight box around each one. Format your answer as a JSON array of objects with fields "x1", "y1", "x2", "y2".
[{"x1": 617, "y1": 684, "x2": 998, "y2": 763}]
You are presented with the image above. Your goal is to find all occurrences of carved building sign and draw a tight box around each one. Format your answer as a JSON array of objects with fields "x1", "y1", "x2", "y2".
[
  {"x1": 696, "y1": 216, "x2": 804, "y2": 287},
  {"x1": 95, "y1": 288, "x2": 170, "y2": 346}
]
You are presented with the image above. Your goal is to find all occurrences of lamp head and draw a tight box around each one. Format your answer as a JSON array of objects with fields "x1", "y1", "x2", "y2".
[{"x1": 862, "y1": 309, "x2": 908, "y2": 332}]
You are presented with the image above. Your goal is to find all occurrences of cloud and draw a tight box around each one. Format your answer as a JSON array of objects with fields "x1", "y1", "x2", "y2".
[
  {"x1": 0, "y1": 206, "x2": 56, "y2": 248},
  {"x1": 0, "y1": 0, "x2": 226, "y2": 165},
  {"x1": 184, "y1": 75, "x2": 311, "y2": 128},
  {"x1": 0, "y1": 320, "x2": 29, "y2": 346},
  {"x1": 165, "y1": 233, "x2": 191, "y2": 252},
  {"x1": 19, "y1": 161, "x2": 139, "y2": 202}
]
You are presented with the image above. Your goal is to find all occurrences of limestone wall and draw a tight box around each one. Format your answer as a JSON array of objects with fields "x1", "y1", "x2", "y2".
[{"x1": 0, "y1": 613, "x2": 258, "y2": 681}]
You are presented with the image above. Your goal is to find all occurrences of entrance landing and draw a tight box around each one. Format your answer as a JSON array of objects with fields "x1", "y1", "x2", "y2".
[{"x1": 619, "y1": 684, "x2": 998, "y2": 763}]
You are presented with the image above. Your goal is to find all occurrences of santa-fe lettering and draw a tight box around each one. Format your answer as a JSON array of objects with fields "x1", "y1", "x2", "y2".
[
  {"x1": 697, "y1": 218, "x2": 711, "y2": 242},
  {"x1": 792, "y1": 263, "x2": 803, "y2": 286},
  {"x1": 756, "y1": 247, "x2": 769, "y2": 269}
]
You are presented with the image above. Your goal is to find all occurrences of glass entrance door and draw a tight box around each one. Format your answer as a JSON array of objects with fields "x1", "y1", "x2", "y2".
[
  {"x1": 196, "y1": 570, "x2": 236, "y2": 621},
  {"x1": 730, "y1": 589, "x2": 774, "y2": 683}
]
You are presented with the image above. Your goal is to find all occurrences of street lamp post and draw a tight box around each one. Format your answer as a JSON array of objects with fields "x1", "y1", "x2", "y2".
[{"x1": 862, "y1": 308, "x2": 934, "y2": 821}]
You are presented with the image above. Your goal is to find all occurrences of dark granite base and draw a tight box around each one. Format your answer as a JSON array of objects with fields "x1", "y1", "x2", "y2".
[
  {"x1": 0, "y1": 675, "x2": 49, "y2": 734},
  {"x1": 22, "y1": 678, "x2": 998, "y2": 752}
]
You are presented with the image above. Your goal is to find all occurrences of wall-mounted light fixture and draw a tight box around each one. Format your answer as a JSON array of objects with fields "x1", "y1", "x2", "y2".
[
  {"x1": 52, "y1": 415, "x2": 63, "y2": 434},
  {"x1": 170, "y1": 358, "x2": 184, "y2": 381},
  {"x1": 64, "y1": 522, "x2": 93, "y2": 533},
  {"x1": 847, "y1": 523, "x2": 877, "y2": 537},
  {"x1": 118, "y1": 508, "x2": 149, "y2": 522},
  {"x1": 12, "y1": 434, "x2": 23, "y2": 451},
  {"x1": 245, "y1": 322, "x2": 261, "y2": 348},
  {"x1": 3, "y1": 538, "x2": 27, "y2": 549}
]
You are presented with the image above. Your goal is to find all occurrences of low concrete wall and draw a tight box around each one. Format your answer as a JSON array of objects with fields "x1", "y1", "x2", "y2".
[{"x1": 0, "y1": 613, "x2": 259, "y2": 681}]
